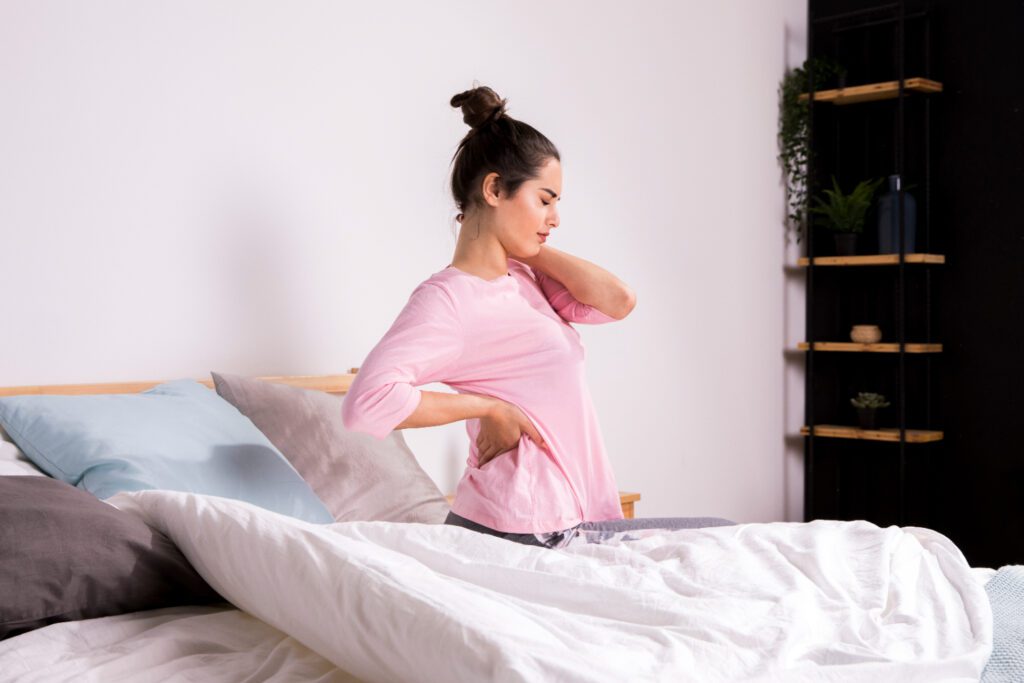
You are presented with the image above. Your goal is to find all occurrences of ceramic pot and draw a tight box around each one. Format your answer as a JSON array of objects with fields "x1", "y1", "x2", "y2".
[
  {"x1": 851, "y1": 325, "x2": 882, "y2": 343},
  {"x1": 833, "y1": 233, "x2": 858, "y2": 256},
  {"x1": 856, "y1": 407, "x2": 878, "y2": 430}
]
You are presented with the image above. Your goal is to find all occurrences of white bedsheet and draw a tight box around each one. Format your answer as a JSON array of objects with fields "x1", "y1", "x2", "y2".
[
  {"x1": 0, "y1": 440, "x2": 45, "y2": 477},
  {"x1": 64, "y1": 490, "x2": 990, "y2": 683},
  {"x1": 0, "y1": 604, "x2": 357, "y2": 682}
]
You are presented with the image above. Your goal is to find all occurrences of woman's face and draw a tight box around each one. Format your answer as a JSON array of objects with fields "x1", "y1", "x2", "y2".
[{"x1": 488, "y1": 157, "x2": 562, "y2": 257}]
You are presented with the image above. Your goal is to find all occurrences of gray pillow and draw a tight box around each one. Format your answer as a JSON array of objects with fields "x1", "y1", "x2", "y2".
[
  {"x1": 211, "y1": 372, "x2": 450, "y2": 524},
  {"x1": 0, "y1": 476, "x2": 223, "y2": 640}
]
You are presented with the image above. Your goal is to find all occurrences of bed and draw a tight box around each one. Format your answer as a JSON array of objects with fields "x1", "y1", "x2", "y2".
[{"x1": 0, "y1": 372, "x2": 1018, "y2": 682}]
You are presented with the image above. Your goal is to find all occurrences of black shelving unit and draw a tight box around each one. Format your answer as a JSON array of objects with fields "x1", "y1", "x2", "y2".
[{"x1": 803, "y1": 0, "x2": 943, "y2": 528}]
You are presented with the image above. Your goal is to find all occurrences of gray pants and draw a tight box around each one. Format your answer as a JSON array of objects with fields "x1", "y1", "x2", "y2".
[{"x1": 444, "y1": 511, "x2": 737, "y2": 549}]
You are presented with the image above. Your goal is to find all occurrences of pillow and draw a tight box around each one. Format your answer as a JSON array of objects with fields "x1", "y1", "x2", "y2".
[
  {"x1": 0, "y1": 379, "x2": 333, "y2": 524},
  {"x1": 211, "y1": 371, "x2": 450, "y2": 524},
  {"x1": 0, "y1": 441, "x2": 46, "y2": 477},
  {"x1": 0, "y1": 476, "x2": 223, "y2": 640}
]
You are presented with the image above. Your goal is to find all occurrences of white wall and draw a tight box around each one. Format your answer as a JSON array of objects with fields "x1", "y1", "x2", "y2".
[{"x1": 0, "y1": 0, "x2": 808, "y2": 523}]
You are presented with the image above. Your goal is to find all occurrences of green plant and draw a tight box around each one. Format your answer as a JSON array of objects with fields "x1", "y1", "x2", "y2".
[
  {"x1": 809, "y1": 176, "x2": 885, "y2": 233},
  {"x1": 850, "y1": 392, "x2": 891, "y2": 409},
  {"x1": 778, "y1": 57, "x2": 847, "y2": 243}
]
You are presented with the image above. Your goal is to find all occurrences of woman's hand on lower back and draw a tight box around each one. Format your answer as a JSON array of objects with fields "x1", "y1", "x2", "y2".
[{"x1": 475, "y1": 399, "x2": 547, "y2": 467}]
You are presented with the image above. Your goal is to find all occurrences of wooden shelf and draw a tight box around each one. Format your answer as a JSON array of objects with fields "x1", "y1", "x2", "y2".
[
  {"x1": 797, "y1": 253, "x2": 945, "y2": 266},
  {"x1": 444, "y1": 491, "x2": 642, "y2": 520},
  {"x1": 800, "y1": 425, "x2": 943, "y2": 443},
  {"x1": 797, "y1": 342, "x2": 942, "y2": 353},
  {"x1": 798, "y1": 77, "x2": 943, "y2": 105}
]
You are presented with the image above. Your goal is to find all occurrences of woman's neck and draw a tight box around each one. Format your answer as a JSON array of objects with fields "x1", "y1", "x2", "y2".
[{"x1": 450, "y1": 220, "x2": 510, "y2": 280}]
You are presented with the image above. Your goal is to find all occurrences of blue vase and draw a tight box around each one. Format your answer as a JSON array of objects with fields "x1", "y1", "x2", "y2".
[{"x1": 877, "y1": 175, "x2": 917, "y2": 254}]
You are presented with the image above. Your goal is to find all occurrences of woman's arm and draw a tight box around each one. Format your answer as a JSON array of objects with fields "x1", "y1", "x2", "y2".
[
  {"x1": 517, "y1": 245, "x2": 636, "y2": 320},
  {"x1": 341, "y1": 282, "x2": 466, "y2": 439},
  {"x1": 396, "y1": 390, "x2": 548, "y2": 458},
  {"x1": 393, "y1": 390, "x2": 495, "y2": 429}
]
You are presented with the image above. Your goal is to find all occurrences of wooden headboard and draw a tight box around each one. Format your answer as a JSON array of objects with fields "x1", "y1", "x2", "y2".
[{"x1": 0, "y1": 369, "x2": 361, "y2": 397}]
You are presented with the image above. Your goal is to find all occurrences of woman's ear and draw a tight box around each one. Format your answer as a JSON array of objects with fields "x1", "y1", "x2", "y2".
[{"x1": 481, "y1": 172, "x2": 502, "y2": 207}]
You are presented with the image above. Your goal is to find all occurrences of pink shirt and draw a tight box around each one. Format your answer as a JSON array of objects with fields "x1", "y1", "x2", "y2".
[{"x1": 340, "y1": 258, "x2": 624, "y2": 533}]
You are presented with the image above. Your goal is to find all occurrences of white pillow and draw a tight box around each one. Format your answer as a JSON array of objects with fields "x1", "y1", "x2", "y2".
[{"x1": 0, "y1": 439, "x2": 47, "y2": 476}]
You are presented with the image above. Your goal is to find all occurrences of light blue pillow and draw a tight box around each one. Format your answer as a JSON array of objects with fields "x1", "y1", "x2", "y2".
[{"x1": 0, "y1": 378, "x2": 333, "y2": 524}]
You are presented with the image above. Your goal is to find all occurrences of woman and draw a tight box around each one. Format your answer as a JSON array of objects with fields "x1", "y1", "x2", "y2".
[{"x1": 341, "y1": 85, "x2": 733, "y2": 548}]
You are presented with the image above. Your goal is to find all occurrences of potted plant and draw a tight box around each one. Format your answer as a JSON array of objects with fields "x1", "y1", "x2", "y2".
[
  {"x1": 809, "y1": 176, "x2": 885, "y2": 256},
  {"x1": 850, "y1": 391, "x2": 891, "y2": 430},
  {"x1": 777, "y1": 57, "x2": 846, "y2": 244}
]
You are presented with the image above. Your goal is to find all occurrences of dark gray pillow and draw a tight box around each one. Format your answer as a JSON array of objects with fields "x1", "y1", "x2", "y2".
[
  {"x1": 211, "y1": 372, "x2": 450, "y2": 524},
  {"x1": 0, "y1": 476, "x2": 223, "y2": 640}
]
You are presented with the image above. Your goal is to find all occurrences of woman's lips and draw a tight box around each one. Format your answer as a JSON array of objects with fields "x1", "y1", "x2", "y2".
[{"x1": 537, "y1": 233, "x2": 547, "y2": 243}]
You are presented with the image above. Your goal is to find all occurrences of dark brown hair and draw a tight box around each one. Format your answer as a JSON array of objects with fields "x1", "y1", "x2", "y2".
[{"x1": 449, "y1": 84, "x2": 560, "y2": 220}]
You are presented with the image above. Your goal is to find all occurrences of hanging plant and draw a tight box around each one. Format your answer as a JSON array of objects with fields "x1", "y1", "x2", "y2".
[{"x1": 778, "y1": 57, "x2": 847, "y2": 244}]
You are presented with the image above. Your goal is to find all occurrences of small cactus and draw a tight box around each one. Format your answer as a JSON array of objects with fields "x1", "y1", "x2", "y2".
[{"x1": 850, "y1": 392, "x2": 891, "y2": 409}]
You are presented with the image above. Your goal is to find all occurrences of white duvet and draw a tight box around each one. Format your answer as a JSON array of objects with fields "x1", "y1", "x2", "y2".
[
  {"x1": 60, "y1": 491, "x2": 993, "y2": 682},
  {"x1": 0, "y1": 604, "x2": 358, "y2": 682}
]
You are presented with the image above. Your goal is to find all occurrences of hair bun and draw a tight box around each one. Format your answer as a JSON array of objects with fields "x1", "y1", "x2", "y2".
[{"x1": 450, "y1": 84, "x2": 508, "y2": 130}]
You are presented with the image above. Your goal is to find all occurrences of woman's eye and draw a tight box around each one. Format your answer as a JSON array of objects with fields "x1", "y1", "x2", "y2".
[{"x1": 541, "y1": 200, "x2": 550, "y2": 206}]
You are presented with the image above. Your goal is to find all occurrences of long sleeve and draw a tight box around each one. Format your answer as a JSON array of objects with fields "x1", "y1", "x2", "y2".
[
  {"x1": 341, "y1": 282, "x2": 464, "y2": 439},
  {"x1": 533, "y1": 268, "x2": 618, "y2": 325}
]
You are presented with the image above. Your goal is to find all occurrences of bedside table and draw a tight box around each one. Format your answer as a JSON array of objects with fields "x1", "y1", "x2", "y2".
[{"x1": 444, "y1": 491, "x2": 641, "y2": 519}]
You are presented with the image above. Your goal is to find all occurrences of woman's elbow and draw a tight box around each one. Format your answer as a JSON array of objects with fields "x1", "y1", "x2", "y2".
[
  {"x1": 611, "y1": 288, "x2": 637, "y2": 320},
  {"x1": 340, "y1": 381, "x2": 414, "y2": 439},
  {"x1": 340, "y1": 400, "x2": 387, "y2": 439},
  {"x1": 341, "y1": 388, "x2": 374, "y2": 434},
  {"x1": 340, "y1": 394, "x2": 362, "y2": 432}
]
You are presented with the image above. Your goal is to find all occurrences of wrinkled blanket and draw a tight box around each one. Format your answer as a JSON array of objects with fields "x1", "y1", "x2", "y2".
[{"x1": 108, "y1": 491, "x2": 992, "y2": 683}]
